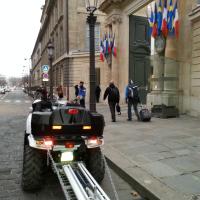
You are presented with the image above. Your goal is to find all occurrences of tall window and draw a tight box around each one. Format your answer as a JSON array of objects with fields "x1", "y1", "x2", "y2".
[
  {"x1": 85, "y1": 23, "x2": 100, "y2": 51},
  {"x1": 60, "y1": 26, "x2": 64, "y2": 55}
]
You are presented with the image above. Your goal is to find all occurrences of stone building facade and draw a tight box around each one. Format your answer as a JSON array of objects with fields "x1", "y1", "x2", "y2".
[
  {"x1": 31, "y1": 0, "x2": 105, "y2": 101},
  {"x1": 98, "y1": 0, "x2": 200, "y2": 116}
]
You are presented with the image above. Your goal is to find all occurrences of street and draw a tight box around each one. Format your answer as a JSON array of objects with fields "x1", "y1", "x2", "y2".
[{"x1": 0, "y1": 89, "x2": 141, "y2": 200}]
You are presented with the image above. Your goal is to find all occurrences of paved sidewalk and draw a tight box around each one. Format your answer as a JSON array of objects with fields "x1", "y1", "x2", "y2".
[{"x1": 96, "y1": 103, "x2": 200, "y2": 200}]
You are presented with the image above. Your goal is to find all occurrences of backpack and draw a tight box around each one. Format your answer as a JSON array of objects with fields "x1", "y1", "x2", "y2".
[
  {"x1": 128, "y1": 85, "x2": 139, "y2": 99},
  {"x1": 109, "y1": 87, "x2": 119, "y2": 101}
]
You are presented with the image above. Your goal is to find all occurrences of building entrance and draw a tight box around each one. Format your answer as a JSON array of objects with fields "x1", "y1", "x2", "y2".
[{"x1": 129, "y1": 15, "x2": 151, "y2": 103}]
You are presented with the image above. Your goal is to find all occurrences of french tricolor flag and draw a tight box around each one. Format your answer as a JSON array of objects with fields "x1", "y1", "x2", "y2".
[
  {"x1": 108, "y1": 34, "x2": 112, "y2": 53},
  {"x1": 100, "y1": 40, "x2": 104, "y2": 62},
  {"x1": 173, "y1": 1, "x2": 179, "y2": 39},
  {"x1": 162, "y1": 0, "x2": 168, "y2": 38},
  {"x1": 112, "y1": 35, "x2": 117, "y2": 57},
  {"x1": 103, "y1": 33, "x2": 107, "y2": 54}
]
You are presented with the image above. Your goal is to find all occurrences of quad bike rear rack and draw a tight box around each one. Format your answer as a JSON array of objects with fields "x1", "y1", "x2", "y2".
[{"x1": 47, "y1": 150, "x2": 110, "y2": 200}]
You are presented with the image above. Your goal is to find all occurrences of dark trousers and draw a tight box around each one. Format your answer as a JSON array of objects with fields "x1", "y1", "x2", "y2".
[
  {"x1": 128, "y1": 99, "x2": 139, "y2": 120},
  {"x1": 80, "y1": 99, "x2": 85, "y2": 108},
  {"x1": 96, "y1": 95, "x2": 100, "y2": 103},
  {"x1": 109, "y1": 101, "x2": 116, "y2": 121}
]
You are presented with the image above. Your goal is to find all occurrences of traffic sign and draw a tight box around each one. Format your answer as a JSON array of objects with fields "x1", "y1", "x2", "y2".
[
  {"x1": 42, "y1": 73, "x2": 49, "y2": 81},
  {"x1": 42, "y1": 65, "x2": 49, "y2": 73}
]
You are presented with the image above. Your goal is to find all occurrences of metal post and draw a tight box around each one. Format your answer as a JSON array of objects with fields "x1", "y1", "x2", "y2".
[
  {"x1": 29, "y1": 72, "x2": 31, "y2": 91},
  {"x1": 49, "y1": 57, "x2": 53, "y2": 100},
  {"x1": 29, "y1": 60, "x2": 32, "y2": 93},
  {"x1": 87, "y1": 13, "x2": 97, "y2": 112}
]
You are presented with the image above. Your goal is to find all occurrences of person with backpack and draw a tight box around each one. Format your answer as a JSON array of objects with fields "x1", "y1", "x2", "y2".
[
  {"x1": 103, "y1": 80, "x2": 120, "y2": 122},
  {"x1": 78, "y1": 81, "x2": 86, "y2": 107},
  {"x1": 125, "y1": 80, "x2": 140, "y2": 121}
]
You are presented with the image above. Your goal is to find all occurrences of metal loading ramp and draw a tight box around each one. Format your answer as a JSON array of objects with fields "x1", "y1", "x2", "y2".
[{"x1": 48, "y1": 150, "x2": 111, "y2": 200}]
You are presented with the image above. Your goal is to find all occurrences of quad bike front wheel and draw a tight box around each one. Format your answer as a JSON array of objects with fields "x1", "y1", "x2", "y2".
[
  {"x1": 86, "y1": 147, "x2": 105, "y2": 183},
  {"x1": 21, "y1": 144, "x2": 46, "y2": 191}
]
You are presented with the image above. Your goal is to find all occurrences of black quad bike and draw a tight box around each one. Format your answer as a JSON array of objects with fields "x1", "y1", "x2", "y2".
[{"x1": 21, "y1": 99, "x2": 105, "y2": 192}]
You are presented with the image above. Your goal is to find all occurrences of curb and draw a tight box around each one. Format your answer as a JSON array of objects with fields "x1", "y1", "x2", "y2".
[{"x1": 105, "y1": 156, "x2": 160, "y2": 200}]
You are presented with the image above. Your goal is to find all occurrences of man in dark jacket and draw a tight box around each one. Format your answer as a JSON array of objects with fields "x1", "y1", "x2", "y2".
[
  {"x1": 103, "y1": 81, "x2": 120, "y2": 122},
  {"x1": 95, "y1": 85, "x2": 101, "y2": 103},
  {"x1": 125, "y1": 80, "x2": 140, "y2": 121},
  {"x1": 74, "y1": 85, "x2": 79, "y2": 97}
]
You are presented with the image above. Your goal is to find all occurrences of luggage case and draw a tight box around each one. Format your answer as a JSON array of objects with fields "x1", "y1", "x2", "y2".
[{"x1": 138, "y1": 105, "x2": 151, "y2": 122}]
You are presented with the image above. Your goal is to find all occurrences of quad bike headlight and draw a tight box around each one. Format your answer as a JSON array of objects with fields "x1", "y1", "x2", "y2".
[{"x1": 61, "y1": 151, "x2": 74, "y2": 162}]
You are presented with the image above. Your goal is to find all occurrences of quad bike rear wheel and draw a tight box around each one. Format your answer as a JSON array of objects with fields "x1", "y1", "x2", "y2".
[
  {"x1": 86, "y1": 147, "x2": 105, "y2": 183},
  {"x1": 21, "y1": 144, "x2": 46, "y2": 191}
]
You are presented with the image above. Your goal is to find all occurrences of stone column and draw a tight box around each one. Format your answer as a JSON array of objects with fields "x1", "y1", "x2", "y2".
[
  {"x1": 151, "y1": 54, "x2": 165, "y2": 92},
  {"x1": 147, "y1": 40, "x2": 165, "y2": 107},
  {"x1": 102, "y1": 12, "x2": 121, "y2": 88},
  {"x1": 147, "y1": 35, "x2": 179, "y2": 108},
  {"x1": 161, "y1": 37, "x2": 179, "y2": 106}
]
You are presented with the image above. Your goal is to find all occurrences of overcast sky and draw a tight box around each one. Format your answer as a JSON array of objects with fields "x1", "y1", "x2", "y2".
[{"x1": 0, "y1": 0, "x2": 45, "y2": 78}]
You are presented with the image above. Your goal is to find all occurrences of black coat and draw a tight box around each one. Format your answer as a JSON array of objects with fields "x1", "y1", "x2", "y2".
[
  {"x1": 95, "y1": 86, "x2": 101, "y2": 96},
  {"x1": 103, "y1": 84, "x2": 120, "y2": 103}
]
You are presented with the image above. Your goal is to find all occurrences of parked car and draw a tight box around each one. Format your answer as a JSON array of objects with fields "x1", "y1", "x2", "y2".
[
  {"x1": 0, "y1": 88, "x2": 5, "y2": 94},
  {"x1": 5, "y1": 87, "x2": 11, "y2": 92}
]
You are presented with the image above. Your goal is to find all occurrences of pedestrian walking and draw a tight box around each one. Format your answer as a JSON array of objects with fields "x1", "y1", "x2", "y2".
[
  {"x1": 74, "y1": 85, "x2": 79, "y2": 97},
  {"x1": 40, "y1": 86, "x2": 48, "y2": 101},
  {"x1": 95, "y1": 85, "x2": 101, "y2": 103},
  {"x1": 32, "y1": 86, "x2": 53, "y2": 111},
  {"x1": 57, "y1": 85, "x2": 63, "y2": 99},
  {"x1": 78, "y1": 81, "x2": 86, "y2": 107},
  {"x1": 125, "y1": 80, "x2": 140, "y2": 121},
  {"x1": 103, "y1": 80, "x2": 120, "y2": 122},
  {"x1": 34, "y1": 86, "x2": 42, "y2": 99}
]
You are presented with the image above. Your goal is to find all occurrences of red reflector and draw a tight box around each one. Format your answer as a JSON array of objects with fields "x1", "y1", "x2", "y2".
[
  {"x1": 89, "y1": 136, "x2": 98, "y2": 140},
  {"x1": 65, "y1": 142, "x2": 75, "y2": 148},
  {"x1": 68, "y1": 109, "x2": 79, "y2": 115}
]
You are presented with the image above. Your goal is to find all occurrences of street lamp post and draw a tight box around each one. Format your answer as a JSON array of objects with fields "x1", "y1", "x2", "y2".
[
  {"x1": 24, "y1": 58, "x2": 31, "y2": 94},
  {"x1": 23, "y1": 66, "x2": 28, "y2": 91},
  {"x1": 47, "y1": 41, "x2": 54, "y2": 100},
  {"x1": 85, "y1": 0, "x2": 98, "y2": 112}
]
